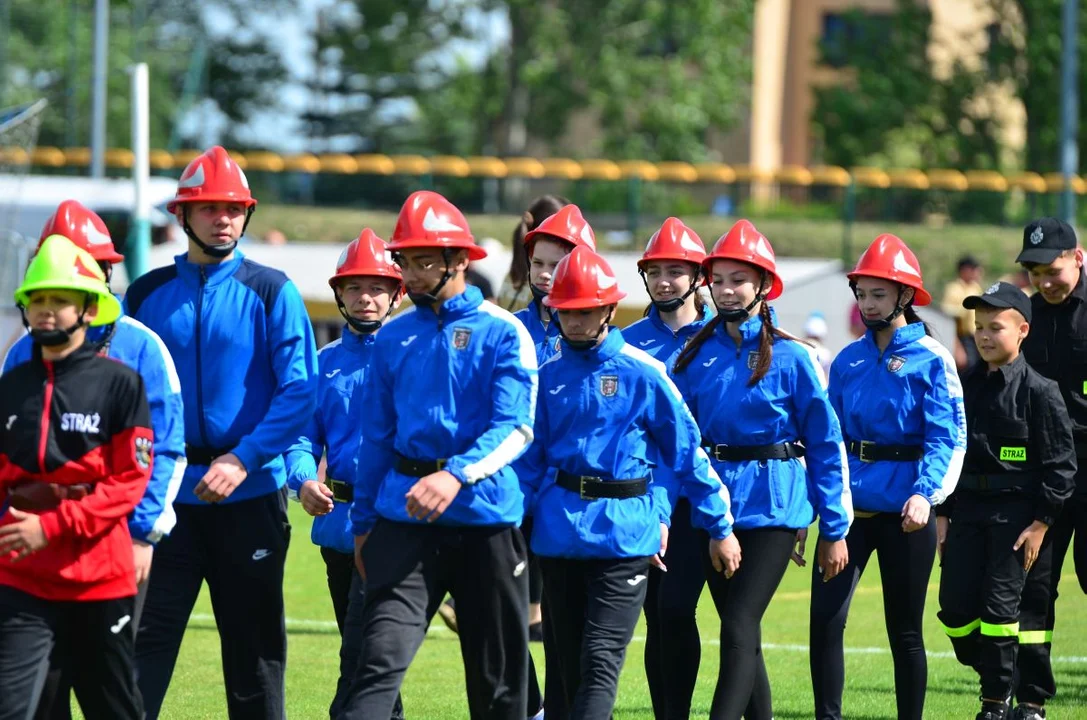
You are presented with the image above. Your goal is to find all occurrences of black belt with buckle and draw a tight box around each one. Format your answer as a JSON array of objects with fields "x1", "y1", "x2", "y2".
[
  {"x1": 395, "y1": 454, "x2": 448, "y2": 478},
  {"x1": 555, "y1": 470, "x2": 647, "y2": 500},
  {"x1": 324, "y1": 478, "x2": 353, "y2": 503},
  {"x1": 847, "y1": 440, "x2": 923, "y2": 463},
  {"x1": 959, "y1": 473, "x2": 1032, "y2": 491},
  {"x1": 703, "y1": 441, "x2": 805, "y2": 462},
  {"x1": 185, "y1": 445, "x2": 234, "y2": 466}
]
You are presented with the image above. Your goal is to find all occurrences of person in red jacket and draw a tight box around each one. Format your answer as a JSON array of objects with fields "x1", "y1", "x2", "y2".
[{"x1": 0, "y1": 235, "x2": 153, "y2": 720}]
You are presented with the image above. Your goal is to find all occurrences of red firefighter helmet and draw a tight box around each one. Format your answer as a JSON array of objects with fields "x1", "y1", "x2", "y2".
[
  {"x1": 38, "y1": 200, "x2": 123, "y2": 264},
  {"x1": 544, "y1": 246, "x2": 626, "y2": 310},
  {"x1": 167, "y1": 146, "x2": 257, "y2": 214},
  {"x1": 703, "y1": 219, "x2": 783, "y2": 300},
  {"x1": 522, "y1": 205, "x2": 597, "y2": 256},
  {"x1": 847, "y1": 233, "x2": 932, "y2": 306},
  {"x1": 329, "y1": 229, "x2": 402, "y2": 289},
  {"x1": 638, "y1": 217, "x2": 706, "y2": 271},
  {"x1": 387, "y1": 190, "x2": 485, "y2": 261}
]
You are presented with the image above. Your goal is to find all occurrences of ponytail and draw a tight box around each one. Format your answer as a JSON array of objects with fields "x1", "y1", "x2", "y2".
[
  {"x1": 508, "y1": 212, "x2": 532, "y2": 288},
  {"x1": 903, "y1": 305, "x2": 933, "y2": 336},
  {"x1": 673, "y1": 314, "x2": 725, "y2": 374}
]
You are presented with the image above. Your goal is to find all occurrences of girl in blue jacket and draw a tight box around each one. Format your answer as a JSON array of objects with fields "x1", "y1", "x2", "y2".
[
  {"x1": 514, "y1": 204, "x2": 597, "y2": 358},
  {"x1": 621, "y1": 217, "x2": 713, "y2": 719},
  {"x1": 517, "y1": 245, "x2": 740, "y2": 720},
  {"x1": 285, "y1": 230, "x2": 405, "y2": 719},
  {"x1": 670, "y1": 219, "x2": 853, "y2": 720},
  {"x1": 810, "y1": 233, "x2": 965, "y2": 720}
]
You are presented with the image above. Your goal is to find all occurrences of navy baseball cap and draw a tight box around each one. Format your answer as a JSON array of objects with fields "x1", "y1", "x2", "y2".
[
  {"x1": 963, "y1": 281, "x2": 1032, "y2": 324},
  {"x1": 1017, "y1": 218, "x2": 1078, "y2": 265}
]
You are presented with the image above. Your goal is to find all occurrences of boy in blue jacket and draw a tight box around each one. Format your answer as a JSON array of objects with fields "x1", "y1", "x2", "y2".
[
  {"x1": 516, "y1": 245, "x2": 740, "y2": 720},
  {"x1": 285, "y1": 230, "x2": 405, "y2": 719},
  {"x1": 124, "y1": 146, "x2": 318, "y2": 719},
  {"x1": 339, "y1": 191, "x2": 538, "y2": 720}
]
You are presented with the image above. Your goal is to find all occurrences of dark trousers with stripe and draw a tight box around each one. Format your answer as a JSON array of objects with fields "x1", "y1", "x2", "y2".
[
  {"x1": 1015, "y1": 493, "x2": 1087, "y2": 705},
  {"x1": 0, "y1": 586, "x2": 142, "y2": 720},
  {"x1": 939, "y1": 498, "x2": 1034, "y2": 701},
  {"x1": 337, "y1": 520, "x2": 529, "y2": 720},
  {"x1": 135, "y1": 490, "x2": 291, "y2": 720},
  {"x1": 539, "y1": 556, "x2": 649, "y2": 720}
]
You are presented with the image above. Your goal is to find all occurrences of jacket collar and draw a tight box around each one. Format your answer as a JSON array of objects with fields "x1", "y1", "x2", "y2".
[
  {"x1": 416, "y1": 285, "x2": 483, "y2": 322},
  {"x1": 175, "y1": 250, "x2": 245, "y2": 288},
  {"x1": 32, "y1": 341, "x2": 97, "y2": 375},
  {"x1": 647, "y1": 304, "x2": 707, "y2": 339},
  {"x1": 864, "y1": 320, "x2": 926, "y2": 353},
  {"x1": 715, "y1": 307, "x2": 775, "y2": 347},
  {"x1": 559, "y1": 326, "x2": 625, "y2": 363},
  {"x1": 339, "y1": 325, "x2": 377, "y2": 353}
]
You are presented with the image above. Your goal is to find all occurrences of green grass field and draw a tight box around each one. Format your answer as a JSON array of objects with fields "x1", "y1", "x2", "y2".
[{"x1": 107, "y1": 504, "x2": 1087, "y2": 719}]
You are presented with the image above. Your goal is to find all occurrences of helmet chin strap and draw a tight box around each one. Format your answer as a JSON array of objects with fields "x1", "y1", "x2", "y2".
[
  {"x1": 852, "y1": 282, "x2": 908, "y2": 331},
  {"x1": 714, "y1": 270, "x2": 768, "y2": 322},
  {"x1": 640, "y1": 266, "x2": 701, "y2": 314},
  {"x1": 529, "y1": 284, "x2": 549, "y2": 304},
  {"x1": 560, "y1": 307, "x2": 614, "y2": 351},
  {"x1": 404, "y1": 250, "x2": 456, "y2": 306},
  {"x1": 336, "y1": 288, "x2": 400, "y2": 335},
  {"x1": 22, "y1": 296, "x2": 90, "y2": 348},
  {"x1": 182, "y1": 206, "x2": 254, "y2": 259}
]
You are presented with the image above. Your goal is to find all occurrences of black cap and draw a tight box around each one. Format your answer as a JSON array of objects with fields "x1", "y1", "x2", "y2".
[
  {"x1": 963, "y1": 281, "x2": 1032, "y2": 323},
  {"x1": 1016, "y1": 218, "x2": 1077, "y2": 265}
]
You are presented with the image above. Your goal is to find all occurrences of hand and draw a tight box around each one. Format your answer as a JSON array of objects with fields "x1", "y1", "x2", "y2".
[
  {"x1": 791, "y1": 528, "x2": 808, "y2": 567},
  {"x1": 194, "y1": 454, "x2": 248, "y2": 503},
  {"x1": 901, "y1": 494, "x2": 931, "y2": 533},
  {"x1": 404, "y1": 470, "x2": 462, "y2": 522},
  {"x1": 0, "y1": 508, "x2": 49, "y2": 561},
  {"x1": 1013, "y1": 520, "x2": 1049, "y2": 572},
  {"x1": 650, "y1": 522, "x2": 669, "y2": 572},
  {"x1": 300, "y1": 480, "x2": 335, "y2": 517},
  {"x1": 936, "y1": 516, "x2": 950, "y2": 561},
  {"x1": 709, "y1": 533, "x2": 742, "y2": 578},
  {"x1": 354, "y1": 532, "x2": 370, "y2": 580},
  {"x1": 132, "y1": 539, "x2": 154, "y2": 585},
  {"x1": 817, "y1": 538, "x2": 849, "y2": 582}
]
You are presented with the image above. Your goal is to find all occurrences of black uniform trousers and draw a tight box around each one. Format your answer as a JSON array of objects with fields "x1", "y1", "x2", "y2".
[
  {"x1": 322, "y1": 548, "x2": 405, "y2": 720},
  {"x1": 0, "y1": 585, "x2": 142, "y2": 720},
  {"x1": 810, "y1": 513, "x2": 936, "y2": 720},
  {"x1": 1015, "y1": 492, "x2": 1087, "y2": 705},
  {"x1": 538, "y1": 556, "x2": 649, "y2": 720},
  {"x1": 336, "y1": 520, "x2": 529, "y2": 720},
  {"x1": 939, "y1": 497, "x2": 1036, "y2": 702},
  {"x1": 520, "y1": 515, "x2": 565, "y2": 720},
  {"x1": 135, "y1": 490, "x2": 291, "y2": 720}
]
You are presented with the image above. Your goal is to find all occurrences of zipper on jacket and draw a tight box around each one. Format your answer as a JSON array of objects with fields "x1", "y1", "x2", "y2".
[
  {"x1": 195, "y1": 266, "x2": 211, "y2": 446},
  {"x1": 38, "y1": 361, "x2": 55, "y2": 472}
]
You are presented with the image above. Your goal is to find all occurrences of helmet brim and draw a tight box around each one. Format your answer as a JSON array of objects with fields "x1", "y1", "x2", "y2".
[
  {"x1": 15, "y1": 283, "x2": 122, "y2": 327},
  {"x1": 386, "y1": 238, "x2": 487, "y2": 261},
  {"x1": 167, "y1": 194, "x2": 258, "y2": 214}
]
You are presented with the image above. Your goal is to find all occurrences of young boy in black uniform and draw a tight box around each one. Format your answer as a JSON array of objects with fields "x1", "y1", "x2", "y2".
[
  {"x1": 937, "y1": 281, "x2": 1076, "y2": 720},
  {"x1": 1012, "y1": 217, "x2": 1087, "y2": 719}
]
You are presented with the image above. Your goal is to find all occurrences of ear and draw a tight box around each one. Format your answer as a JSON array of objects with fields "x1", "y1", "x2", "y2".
[
  {"x1": 452, "y1": 250, "x2": 471, "y2": 273},
  {"x1": 1075, "y1": 247, "x2": 1084, "y2": 268},
  {"x1": 900, "y1": 286, "x2": 916, "y2": 305},
  {"x1": 83, "y1": 297, "x2": 100, "y2": 323},
  {"x1": 1019, "y1": 320, "x2": 1031, "y2": 341}
]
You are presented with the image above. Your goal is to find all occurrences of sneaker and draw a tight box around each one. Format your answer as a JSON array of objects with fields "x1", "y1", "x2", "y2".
[
  {"x1": 977, "y1": 701, "x2": 1008, "y2": 720},
  {"x1": 436, "y1": 600, "x2": 459, "y2": 634},
  {"x1": 1011, "y1": 706, "x2": 1046, "y2": 720}
]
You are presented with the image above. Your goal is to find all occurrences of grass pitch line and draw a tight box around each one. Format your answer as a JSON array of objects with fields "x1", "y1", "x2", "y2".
[{"x1": 186, "y1": 613, "x2": 1087, "y2": 663}]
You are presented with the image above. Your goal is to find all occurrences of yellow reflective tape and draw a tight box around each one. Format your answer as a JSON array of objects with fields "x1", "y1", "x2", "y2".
[
  {"x1": 981, "y1": 621, "x2": 1020, "y2": 637},
  {"x1": 1000, "y1": 447, "x2": 1027, "y2": 462},
  {"x1": 942, "y1": 619, "x2": 981, "y2": 637},
  {"x1": 1018, "y1": 630, "x2": 1053, "y2": 644}
]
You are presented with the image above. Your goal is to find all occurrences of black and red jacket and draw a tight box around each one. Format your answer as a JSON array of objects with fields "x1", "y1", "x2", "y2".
[{"x1": 0, "y1": 342, "x2": 152, "y2": 601}]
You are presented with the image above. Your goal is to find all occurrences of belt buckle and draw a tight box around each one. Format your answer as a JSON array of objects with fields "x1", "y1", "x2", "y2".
[
  {"x1": 579, "y1": 476, "x2": 589, "y2": 500},
  {"x1": 859, "y1": 441, "x2": 875, "y2": 463},
  {"x1": 436, "y1": 459, "x2": 447, "y2": 472},
  {"x1": 712, "y1": 445, "x2": 726, "y2": 462}
]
